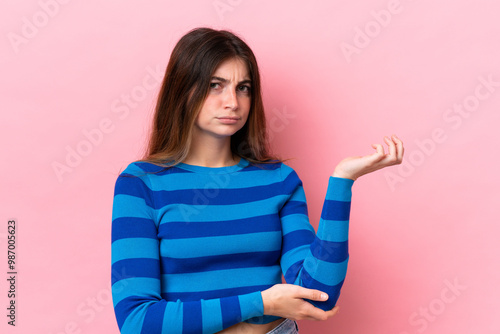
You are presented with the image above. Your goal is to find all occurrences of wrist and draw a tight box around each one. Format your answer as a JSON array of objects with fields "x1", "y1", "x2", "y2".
[
  {"x1": 261, "y1": 290, "x2": 272, "y2": 315},
  {"x1": 332, "y1": 170, "x2": 357, "y2": 181}
]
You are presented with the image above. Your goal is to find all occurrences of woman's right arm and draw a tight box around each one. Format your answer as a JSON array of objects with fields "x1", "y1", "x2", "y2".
[{"x1": 111, "y1": 164, "x2": 264, "y2": 334}]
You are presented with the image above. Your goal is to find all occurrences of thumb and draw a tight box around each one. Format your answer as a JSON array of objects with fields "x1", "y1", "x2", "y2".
[
  {"x1": 369, "y1": 144, "x2": 385, "y2": 162},
  {"x1": 298, "y1": 287, "x2": 329, "y2": 302}
]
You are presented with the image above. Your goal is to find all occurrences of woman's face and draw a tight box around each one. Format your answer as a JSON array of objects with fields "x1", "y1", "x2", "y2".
[{"x1": 193, "y1": 57, "x2": 252, "y2": 141}]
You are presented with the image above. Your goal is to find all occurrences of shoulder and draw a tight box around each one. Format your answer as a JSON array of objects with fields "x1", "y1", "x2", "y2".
[
  {"x1": 115, "y1": 160, "x2": 195, "y2": 195},
  {"x1": 114, "y1": 161, "x2": 167, "y2": 193},
  {"x1": 119, "y1": 161, "x2": 161, "y2": 177},
  {"x1": 118, "y1": 160, "x2": 177, "y2": 180},
  {"x1": 279, "y1": 163, "x2": 303, "y2": 192},
  {"x1": 115, "y1": 163, "x2": 149, "y2": 190},
  {"x1": 278, "y1": 162, "x2": 299, "y2": 178},
  {"x1": 244, "y1": 160, "x2": 302, "y2": 185}
]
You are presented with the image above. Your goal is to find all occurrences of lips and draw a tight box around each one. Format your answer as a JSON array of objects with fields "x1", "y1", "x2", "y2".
[
  {"x1": 216, "y1": 116, "x2": 240, "y2": 124},
  {"x1": 217, "y1": 116, "x2": 240, "y2": 120}
]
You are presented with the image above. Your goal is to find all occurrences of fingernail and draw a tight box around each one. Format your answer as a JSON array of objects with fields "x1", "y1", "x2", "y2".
[{"x1": 321, "y1": 293, "x2": 328, "y2": 300}]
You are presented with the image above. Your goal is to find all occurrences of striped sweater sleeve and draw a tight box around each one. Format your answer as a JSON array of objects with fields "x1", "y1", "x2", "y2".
[
  {"x1": 279, "y1": 165, "x2": 353, "y2": 311},
  {"x1": 111, "y1": 164, "x2": 264, "y2": 334}
]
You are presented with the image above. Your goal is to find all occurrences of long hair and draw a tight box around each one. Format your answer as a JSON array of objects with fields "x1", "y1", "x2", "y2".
[{"x1": 136, "y1": 27, "x2": 280, "y2": 168}]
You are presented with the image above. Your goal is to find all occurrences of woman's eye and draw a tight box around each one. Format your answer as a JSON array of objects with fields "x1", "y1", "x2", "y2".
[
  {"x1": 210, "y1": 82, "x2": 221, "y2": 89},
  {"x1": 238, "y1": 85, "x2": 251, "y2": 93}
]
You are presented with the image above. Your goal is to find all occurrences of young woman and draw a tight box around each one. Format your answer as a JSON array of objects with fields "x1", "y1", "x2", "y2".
[{"x1": 111, "y1": 27, "x2": 403, "y2": 334}]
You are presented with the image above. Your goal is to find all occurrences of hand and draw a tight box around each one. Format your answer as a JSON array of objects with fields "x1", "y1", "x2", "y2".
[
  {"x1": 332, "y1": 134, "x2": 404, "y2": 181},
  {"x1": 261, "y1": 284, "x2": 340, "y2": 321}
]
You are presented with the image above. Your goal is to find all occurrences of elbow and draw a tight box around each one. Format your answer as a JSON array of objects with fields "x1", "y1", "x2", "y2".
[{"x1": 113, "y1": 297, "x2": 163, "y2": 333}]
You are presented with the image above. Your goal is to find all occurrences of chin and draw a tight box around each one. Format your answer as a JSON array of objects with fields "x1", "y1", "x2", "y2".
[{"x1": 215, "y1": 131, "x2": 239, "y2": 138}]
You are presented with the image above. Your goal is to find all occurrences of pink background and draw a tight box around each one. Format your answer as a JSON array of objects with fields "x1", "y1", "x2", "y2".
[{"x1": 1, "y1": 0, "x2": 499, "y2": 333}]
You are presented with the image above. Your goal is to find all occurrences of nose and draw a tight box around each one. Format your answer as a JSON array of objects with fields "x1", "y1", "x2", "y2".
[{"x1": 225, "y1": 88, "x2": 239, "y2": 111}]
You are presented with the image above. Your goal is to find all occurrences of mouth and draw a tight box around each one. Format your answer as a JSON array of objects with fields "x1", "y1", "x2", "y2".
[
  {"x1": 217, "y1": 116, "x2": 240, "y2": 120},
  {"x1": 216, "y1": 116, "x2": 241, "y2": 124}
]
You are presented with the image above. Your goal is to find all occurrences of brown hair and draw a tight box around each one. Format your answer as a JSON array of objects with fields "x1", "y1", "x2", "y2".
[{"x1": 137, "y1": 27, "x2": 281, "y2": 168}]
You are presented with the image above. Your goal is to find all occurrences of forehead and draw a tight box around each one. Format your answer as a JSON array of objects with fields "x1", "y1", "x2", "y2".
[{"x1": 213, "y1": 58, "x2": 250, "y2": 78}]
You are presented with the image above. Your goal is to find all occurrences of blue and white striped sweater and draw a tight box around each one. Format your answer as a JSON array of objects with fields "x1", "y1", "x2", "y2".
[{"x1": 111, "y1": 157, "x2": 353, "y2": 333}]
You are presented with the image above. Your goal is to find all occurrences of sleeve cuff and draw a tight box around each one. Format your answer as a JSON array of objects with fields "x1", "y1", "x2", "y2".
[
  {"x1": 326, "y1": 177, "x2": 354, "y2": 202},
  {"x1": 238, "y1": 291, "x2": 265, "y2": 320}
]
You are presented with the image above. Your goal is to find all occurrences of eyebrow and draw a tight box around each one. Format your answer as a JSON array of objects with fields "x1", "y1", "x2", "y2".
[{"x1": 211, "y1": 76, "x2": 252, "y2": 85}]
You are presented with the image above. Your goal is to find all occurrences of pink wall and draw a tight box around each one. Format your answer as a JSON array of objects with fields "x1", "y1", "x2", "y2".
[{"x1": 1, "y1": 1, "x2": 499, "y2": 333}]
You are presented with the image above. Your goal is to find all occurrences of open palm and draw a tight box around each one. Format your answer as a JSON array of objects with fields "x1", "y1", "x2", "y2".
[{"x1": 333, "y1": 135, "x2": 404, "y2": 181}]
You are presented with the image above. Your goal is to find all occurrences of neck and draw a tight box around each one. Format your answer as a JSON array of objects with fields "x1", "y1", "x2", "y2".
[{"x1": 184, "y1": 135, "x2": 238, "y2": 167}]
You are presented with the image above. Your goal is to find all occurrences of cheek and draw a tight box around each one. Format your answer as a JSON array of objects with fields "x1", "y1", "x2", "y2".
[
  {"x1": 201, "y1": 97, "x2": 216, "y2": 111},
  {"x1": 241, "y1": 105, "x2": 251, "y2": 123},
  {"x1": 241, "y1": 97, "x2": 251, "y2": 115},
  {"x1": 197, "y1": 99, "x2": 217, "y2": 121}
]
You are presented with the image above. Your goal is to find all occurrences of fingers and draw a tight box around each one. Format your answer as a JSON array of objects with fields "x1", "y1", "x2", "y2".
[
  {"x1": 384, "y1": 134, "x2": 404, "y2": 165},
  {"x1": 325, "y1": 306, "x2": 340, "y2": 318},
  {"x1": 295, "y1": 287, "x2": 341, "y2": 321},
  {"x1": 332, "y1": 134, "x2": 404, "y2": 180},
  {"x1": 392, "y1": 134, "x2": 404, "y2": 162},
  {"x1": 296, "y1": 286, "x2": 329, "y2": 302},
  {"x1": 303, "y1": 304, "x2": 340, "y2": 321},
  {"x1": 371, "y1": 143, "x2": 384, "y2": 155},
  {"x1": 369, "y1": 143, "x2": 386, "y2": 162},
  {"x1": 384, "y1": 136, "x2": 396, "y2": 160},
  {"x1": 263, "y1": 285, "x2": 341, "y2": 321},
  {"x1": 375, "y1": 135, "x2": 404, "y2": 166}
]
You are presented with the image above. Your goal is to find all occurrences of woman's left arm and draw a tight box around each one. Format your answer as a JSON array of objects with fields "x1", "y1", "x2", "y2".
[{"x1": 279, "y1": 135, "x2": 404, "y2": 311}]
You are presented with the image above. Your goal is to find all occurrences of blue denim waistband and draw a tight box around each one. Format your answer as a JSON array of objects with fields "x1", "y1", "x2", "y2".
[{"x1": 266, "y1": 318, "x2": 299, "y2": 334}]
